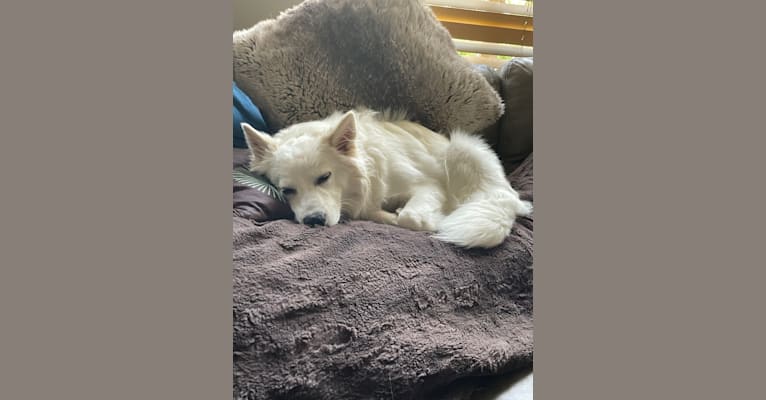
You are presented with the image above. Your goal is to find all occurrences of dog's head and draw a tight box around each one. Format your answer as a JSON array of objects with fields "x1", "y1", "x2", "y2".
[{"x1": 241, "y1": 111, "x2": 359, "y2": 227}]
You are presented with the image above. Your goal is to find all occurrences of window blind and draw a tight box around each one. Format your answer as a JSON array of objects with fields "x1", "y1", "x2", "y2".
[{"x1": 426, "y1": 0, "x2": 533, "y2": 67}]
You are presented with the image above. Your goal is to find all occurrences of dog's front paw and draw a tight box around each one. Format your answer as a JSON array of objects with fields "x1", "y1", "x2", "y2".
[
  {"x1": 397, "y1": 209, "x2": 437, "y2": 232},
  {"x1": 369, "y1": 210, "x2": 399, "y2": 226}
]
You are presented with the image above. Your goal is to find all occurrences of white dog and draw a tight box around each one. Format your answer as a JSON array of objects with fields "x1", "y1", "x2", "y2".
[{"x1": 241, "y1": 109, "x2": 531, "y2": 248}]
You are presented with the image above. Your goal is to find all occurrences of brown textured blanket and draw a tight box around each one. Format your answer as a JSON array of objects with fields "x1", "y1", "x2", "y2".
[{"x1": 233, "y1": 155, "x2": 533, "y2": 400}]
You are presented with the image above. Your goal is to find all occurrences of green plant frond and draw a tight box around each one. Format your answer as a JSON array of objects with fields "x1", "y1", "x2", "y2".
[{"x1": 232, "y1": 167, "x2": 286, "y2": 202}]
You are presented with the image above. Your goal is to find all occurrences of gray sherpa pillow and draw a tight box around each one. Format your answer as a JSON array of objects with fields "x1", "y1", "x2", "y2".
[{"x1": 233, "y1": 0, "x2": 504, "y2": 134}]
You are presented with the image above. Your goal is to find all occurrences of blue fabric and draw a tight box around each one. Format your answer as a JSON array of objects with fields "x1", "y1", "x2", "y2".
[{"x1": 233, "y1": 81, "x2": 270, "y2": 148}]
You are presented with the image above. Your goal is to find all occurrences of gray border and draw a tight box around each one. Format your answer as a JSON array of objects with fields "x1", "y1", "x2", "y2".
[
  {"x1": 536, "y1": 1, "x2": 766, "y2": 399},
  {"x1": 0, "y1": 1, "x2": 232, "y2": 398}
]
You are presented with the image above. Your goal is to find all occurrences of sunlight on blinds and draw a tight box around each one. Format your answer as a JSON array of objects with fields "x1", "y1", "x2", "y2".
[{"x1": 426, "y1": 0, "x2": 533, "y2": 67}]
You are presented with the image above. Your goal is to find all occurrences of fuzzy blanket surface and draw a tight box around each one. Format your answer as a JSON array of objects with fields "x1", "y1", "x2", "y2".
[{"x1": 233, "y1": 155, "x2": 533, "y2": 400}]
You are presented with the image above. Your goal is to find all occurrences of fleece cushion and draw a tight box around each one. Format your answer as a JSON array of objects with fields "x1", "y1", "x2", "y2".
[
  {"x1": 233, "y1": 0, "x2": 504, "y2": 134},
  {"x1": 472, "y1": 64, "x2": 504, "y2": 150},
  {"x1": 497, "y1": 58, "x2": 533, "y2": 170}
]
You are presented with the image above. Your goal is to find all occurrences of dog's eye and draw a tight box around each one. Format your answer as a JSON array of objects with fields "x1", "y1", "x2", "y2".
[
  {"x1": 315, "y1": 172, "x2": 332, "y2": 185},
  {"x1": 281, "y1": 187, "x2": 296, "y2": 196}
]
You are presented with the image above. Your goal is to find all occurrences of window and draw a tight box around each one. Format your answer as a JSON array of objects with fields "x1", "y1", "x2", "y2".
[{"x1": 426, "y1": 0, "x2": 534, "y2": 68}]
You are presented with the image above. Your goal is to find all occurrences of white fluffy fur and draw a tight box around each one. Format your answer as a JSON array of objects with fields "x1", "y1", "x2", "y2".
[{"x1": 242, "y1": 109, "x2": 531, "y2": 249}]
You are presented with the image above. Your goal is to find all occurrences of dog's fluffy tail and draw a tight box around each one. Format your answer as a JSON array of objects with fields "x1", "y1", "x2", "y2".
[{"x1": 433, "y1": 132, "x2": 532, "y2": 249}]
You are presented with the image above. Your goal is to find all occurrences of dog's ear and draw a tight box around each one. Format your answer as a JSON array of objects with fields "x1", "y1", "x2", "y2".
[
  {"x1": 328, "y1": 111, "x2": 356, "y2": 156},
  {"x1": 241, "y1": 123, "x2": 276, "y2": 167}
]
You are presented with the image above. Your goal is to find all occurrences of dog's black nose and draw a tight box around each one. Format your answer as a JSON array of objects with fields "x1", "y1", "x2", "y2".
[{"x1": 302, "y1": 213, "x2": 326, "y2": 226}]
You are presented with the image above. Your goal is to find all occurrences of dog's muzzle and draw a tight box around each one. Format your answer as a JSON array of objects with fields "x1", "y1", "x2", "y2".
[{"x1": 302, "y1": 212, "x2": 326, "y2": 227}]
